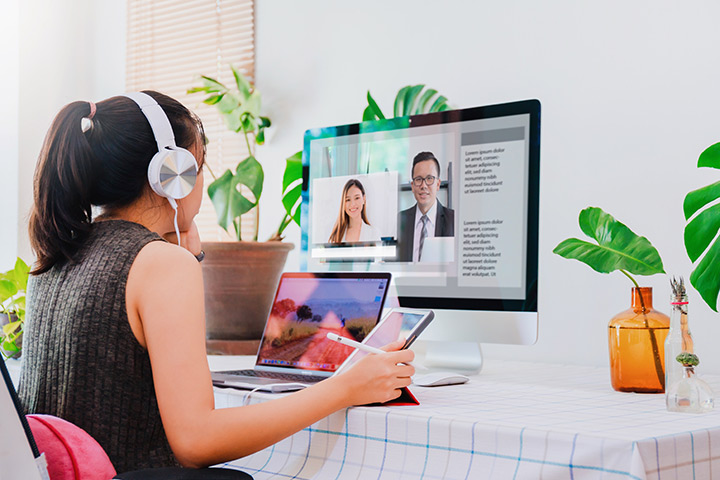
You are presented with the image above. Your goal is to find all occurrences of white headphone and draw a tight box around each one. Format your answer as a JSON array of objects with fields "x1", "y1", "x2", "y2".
[{"x1": 123, "y1": 92, "x2": 198, "y2": 245}]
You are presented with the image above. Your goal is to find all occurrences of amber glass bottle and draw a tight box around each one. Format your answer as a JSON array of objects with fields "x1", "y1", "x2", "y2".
[{"x1": 608, "y1": 287, "x2": 670, "y2": 393}]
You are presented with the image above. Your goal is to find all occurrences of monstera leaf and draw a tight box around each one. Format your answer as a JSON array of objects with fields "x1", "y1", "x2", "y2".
[
  {"x1": 362, "y1": 84, "x2": 451, "y2": 122},
  {"x1": 281, "y1": 151, "x2": 303, "y2": 228},
  {"x1": 207, "y1": 156, "x2": 264, "y2": 240},
  {"x1": 553, "y1": 207, "x2": 665, "y2": 281},
  {"x1": 683, "y1": 142, "x2": 720, "y2": 311}
]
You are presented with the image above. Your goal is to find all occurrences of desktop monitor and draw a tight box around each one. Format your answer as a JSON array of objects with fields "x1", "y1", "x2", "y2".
[{"x1": 300, "y1": 99, "x2": 540, "y2": 372}]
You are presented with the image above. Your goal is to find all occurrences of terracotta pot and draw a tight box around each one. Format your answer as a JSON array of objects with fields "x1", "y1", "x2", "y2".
[
  {"x1": 201, "y1": 241, "x2": 294, "y2": 355},
  {"x1": 0, "y1": 312, "x2": 22, "y2": 359}
]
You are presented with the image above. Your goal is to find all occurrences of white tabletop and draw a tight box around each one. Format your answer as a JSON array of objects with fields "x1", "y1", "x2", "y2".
[{"x1": 210, "y1": 357, "x2": 720, "y2": 479}]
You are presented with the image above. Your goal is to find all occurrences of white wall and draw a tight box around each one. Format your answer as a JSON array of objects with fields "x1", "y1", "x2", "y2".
[
  {"x1": 0, "y1": 0, "x2": 20, "y2": 272},
  {"x1": 15, "y1": 0, "x2": 126, "y2": 264},
  {"x1": 254, "y1": 1, "x2": 720, "y2": 372}
]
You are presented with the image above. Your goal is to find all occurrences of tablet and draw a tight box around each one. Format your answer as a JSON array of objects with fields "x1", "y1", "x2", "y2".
[{"x1": 334, "y1": 308, "x2": 434, "y2": 374}]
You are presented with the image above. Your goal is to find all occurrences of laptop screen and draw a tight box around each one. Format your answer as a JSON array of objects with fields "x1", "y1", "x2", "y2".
[{"x1": 256, "y1": 272, "x2": 391, "y2": 373}]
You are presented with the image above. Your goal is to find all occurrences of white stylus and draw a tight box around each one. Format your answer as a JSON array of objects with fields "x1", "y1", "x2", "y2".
[{"x1": 326, "y1": 333, "x2": 427, "y2": 369}]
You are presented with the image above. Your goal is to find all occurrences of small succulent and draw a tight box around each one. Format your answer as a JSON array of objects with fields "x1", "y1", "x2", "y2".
[{"x1": 676, "y1": 352, "x2": 700, "y2": 367}]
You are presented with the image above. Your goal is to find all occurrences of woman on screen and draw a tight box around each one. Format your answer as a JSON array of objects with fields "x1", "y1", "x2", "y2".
[
  {"x1": 19, "y1": 92, "x2": 414, "y2": 472},
  {"x1": 328, "y1": 179, "x2": 380, "y2": 244}
]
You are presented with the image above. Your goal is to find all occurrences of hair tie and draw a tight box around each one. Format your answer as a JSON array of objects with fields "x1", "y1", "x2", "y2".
[{"x1": 81, "y1": 102, "x2": 96, "y2": 133}]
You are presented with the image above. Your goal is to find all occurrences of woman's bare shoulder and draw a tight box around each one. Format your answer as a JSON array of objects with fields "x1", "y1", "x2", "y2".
[{"x1": 132, "y1": 240, "x2": 200, "y2": 283}]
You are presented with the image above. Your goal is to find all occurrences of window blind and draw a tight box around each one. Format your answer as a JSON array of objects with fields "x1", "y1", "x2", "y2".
[{"x1": 126, "y1": 0, "x2": 256, "y2": 241}]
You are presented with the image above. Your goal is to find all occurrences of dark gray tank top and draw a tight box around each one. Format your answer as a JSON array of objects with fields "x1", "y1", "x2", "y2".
[{"x1": 19, "y1": 220, "x2": 178, "y2": 472}]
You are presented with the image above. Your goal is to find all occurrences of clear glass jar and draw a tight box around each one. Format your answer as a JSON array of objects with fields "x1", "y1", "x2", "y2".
[
  {"x1": 665, "y1": 291, "x2": 693, "y2": 391},
  {"x1": 608, "y1": 287, "x2": 669, "y2": 393},
  {"x1": 666, "y1": 365, "x2": 714, "y2": 413}
]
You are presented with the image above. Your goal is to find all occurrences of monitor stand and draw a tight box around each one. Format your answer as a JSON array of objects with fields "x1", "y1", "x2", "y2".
[{"x1": 423, "y1": 340, "x2": 483, "y2": 373}]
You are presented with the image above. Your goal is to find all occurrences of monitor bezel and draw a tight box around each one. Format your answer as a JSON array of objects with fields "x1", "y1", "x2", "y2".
[{"x1": 301, "y1": 99, "x2": 540, "y2": 314}]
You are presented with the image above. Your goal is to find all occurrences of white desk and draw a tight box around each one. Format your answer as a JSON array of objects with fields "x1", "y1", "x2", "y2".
[{"x1": 209, "y1": 356, "x2": 720, "y2": 480}]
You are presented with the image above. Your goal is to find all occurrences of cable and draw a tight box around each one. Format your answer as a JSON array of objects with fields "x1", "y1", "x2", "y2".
[
  {"x1": 167, "y1": 198, "x2": 181, "y2": 248},
  {"x1": 242, "y1": 384, "x2": 308, "y2": 406}
]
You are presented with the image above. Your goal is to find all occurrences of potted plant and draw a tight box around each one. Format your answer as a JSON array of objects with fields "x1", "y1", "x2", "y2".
[
  {"x1": 188, "y1": 66, "x2": 302, "y2": 354},
  {"x1": 553, "y1": 207, "x2": 668, "y2": 393},
  {"x1": 187, "y1": 72, "x2": 452, "y2": 354},
  {"x1": 0, "y1": 258, "x2": 29, "y2": 360}
]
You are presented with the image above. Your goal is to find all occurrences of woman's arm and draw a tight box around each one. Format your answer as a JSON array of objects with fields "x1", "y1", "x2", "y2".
[{"x1": 126, "y1": 241, "x2": 413, "y2": 468}]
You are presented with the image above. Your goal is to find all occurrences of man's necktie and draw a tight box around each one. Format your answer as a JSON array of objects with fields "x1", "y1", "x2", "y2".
[{"x1": 418, "y1": 215, "x2": 429, "y2": 261}]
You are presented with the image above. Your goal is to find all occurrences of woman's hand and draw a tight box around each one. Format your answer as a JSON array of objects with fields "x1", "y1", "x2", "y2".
[
  {"x1": 163, "y1": 221, "x2": 202, "y2": 256},
  {"x1": 335, "y1": 340, "x2": 415, "y2": 406}
]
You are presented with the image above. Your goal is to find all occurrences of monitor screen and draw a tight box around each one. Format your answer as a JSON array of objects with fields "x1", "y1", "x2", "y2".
[{"x1": 301, "y1": 100, "x2": 539, "y2": 314}]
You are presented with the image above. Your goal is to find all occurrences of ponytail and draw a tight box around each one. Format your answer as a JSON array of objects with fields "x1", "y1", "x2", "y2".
[{"x1": 29, "y1": 102, "x2": 96, "y2": 274}]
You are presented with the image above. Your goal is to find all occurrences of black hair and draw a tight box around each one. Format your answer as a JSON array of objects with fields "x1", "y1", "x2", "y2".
[
  {"x1": 28, "y1": 91, "x2": 205, "y2": 275},
  {"x1": 411, "y1": 151, "x2": 441, "y2": 179}
]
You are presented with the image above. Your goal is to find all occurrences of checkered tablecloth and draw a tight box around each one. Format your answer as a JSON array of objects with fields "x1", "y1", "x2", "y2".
[{"x1": 212, "y1": 360, "x2": 720, "y2": 479}]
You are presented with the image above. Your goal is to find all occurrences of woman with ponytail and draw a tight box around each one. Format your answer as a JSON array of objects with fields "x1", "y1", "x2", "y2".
[{"x1": 19, "y1": 92, "x2": 414, "y2": 472}]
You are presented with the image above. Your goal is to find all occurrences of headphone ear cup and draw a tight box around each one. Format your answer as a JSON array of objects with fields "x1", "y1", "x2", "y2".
[{"x1": 147, "y1": 147, "x2": 198, "y2": 200}]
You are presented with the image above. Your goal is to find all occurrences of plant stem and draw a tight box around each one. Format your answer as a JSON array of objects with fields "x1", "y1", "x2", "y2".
[
  {"x1": 240, "y1": 122, "x2": 260, "y2": 241},
  {"x1": 620, "y1": 269, "x2": 640, "y2": 289},
  {"x1": 204, "y1": 161, "x2": 218, "y2": 182},
  {"x1": 629, "y1": 278, "x2": 665, "y2": 390}
]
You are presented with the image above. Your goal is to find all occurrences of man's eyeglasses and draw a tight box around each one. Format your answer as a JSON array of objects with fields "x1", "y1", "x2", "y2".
[{"x1": 412, "y1": 175, "x2": 437, "y2": 187}]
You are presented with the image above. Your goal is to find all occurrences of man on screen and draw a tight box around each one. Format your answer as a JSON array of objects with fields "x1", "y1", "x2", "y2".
[{"x1": 396, "y1": 151, "x2": 455, "y2": 262}]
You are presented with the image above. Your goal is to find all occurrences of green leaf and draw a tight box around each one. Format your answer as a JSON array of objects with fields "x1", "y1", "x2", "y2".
[
  {"x1": 363, "y1": 90, "x2": 385, "y2": 121},
  {"x1": 200, "y1": 75, "x2": 227, "y2": 93},
  {"x1": 206, "y1": 167, "x2": 259, "y2": 235},
  {"x1": 256, "y1": 128, "x2": 265, "y2": 145},
  {"x1": 223, "y1": 111, "x2": 242, "y2": 133},
  {"x1": 690, "y1": 236, "x2": 720, "y2": 312},
  {"x1": 553, "y1": 207, "x2": 665, "y2": 276},
  {"x1": 362, "y1": 106, "x2": 377, "y2": 122},
  {"x1": 231, "y1": 65, "x2": 252, "y2": 99},
  {"x1": 3, "y1": 321, "x2": 21, "y2": 336},
  {"x1": 414, "y1": 88, "x2": 438, "y2": 114},
  {"x1": 683, "y1": 161, "x2": 720, "y2": 310},
  {"x1": 281, "y1": 151, "x2": 303, "y2": 228},
  {"x1": 235, "y1": 155, "x2": 264, "y2": 201},
  {"x1": 402, "y1": 85, "x2": 425, "y2": 116},
  {"x1": 684, "y1": 203, "x2": 720, "y2": 262},
  {"x1": 216, "y1": 92, "x2": 240, "y2": 115},
  {"x1": 258, "y1": 116, "x2": 271, "y2": 128},
  {"x1": 429, "y1": 95, "x2": 449, "y2": 112},
  {"x1": 186, "y1": 86, "x2": 211, "y2": 94},
  {"x1": 698, "y1": 142, "x2": 720, "y2": 169},
  {"x1": 1, "y1": 339, "x2": 19, "y2": 353},
  {"x1": 14, "y1": 258, "x2": 29, "y2": 281},
  {"x1": 683, "y1": 181, "x2": 720, "y2": 220},
  {"x1": 393, "y1": 86, "x2": 411, "y2": 117},
  {"x1": 203, "y1": 94, "x2": 224, "y2": 105},
  {"x1": 0, "y1": 280, "x2": 17, "y2": 303},
  {"x1": 244, "y1": 92, "x2": 262, "y2": 119}
]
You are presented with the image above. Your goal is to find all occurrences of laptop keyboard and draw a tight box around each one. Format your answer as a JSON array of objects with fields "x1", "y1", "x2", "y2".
[{"x1": 221, "y1": 369, "x2": 328, "y2": 383}]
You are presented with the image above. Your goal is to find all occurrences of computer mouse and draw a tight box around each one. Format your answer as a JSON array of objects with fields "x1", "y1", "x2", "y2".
[{"x1": 412, "y1": 371, "x2": 469, "y2": 387}]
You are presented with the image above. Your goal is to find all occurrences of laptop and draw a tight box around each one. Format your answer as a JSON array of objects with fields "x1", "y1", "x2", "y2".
[
  {"x1": 211, "y1": 271, "x2": 392, "y2": 392},
  {"x1": 1, "y1": 358, "x2": 48, "y2": 479}
]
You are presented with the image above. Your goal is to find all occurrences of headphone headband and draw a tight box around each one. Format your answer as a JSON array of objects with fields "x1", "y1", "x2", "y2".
[{"x1": 123, "y1": 92, "x2": 177, "y2": 152}]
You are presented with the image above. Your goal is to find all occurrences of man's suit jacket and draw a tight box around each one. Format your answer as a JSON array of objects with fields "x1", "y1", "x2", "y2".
[{"x1": 396, "y1": 201, "x2": 455, "y2": 262}]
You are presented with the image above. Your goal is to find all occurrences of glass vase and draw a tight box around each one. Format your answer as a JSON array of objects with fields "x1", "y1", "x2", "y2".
[
  {"x1": 608, "y1": 287, "x2": 670, "y2": 393},
  {"x1": 666, "y1": 366, "x2": 714, "y2": 413},
  {"x1": 665, "y1": 288, "x2": 693, "y2": 391}
]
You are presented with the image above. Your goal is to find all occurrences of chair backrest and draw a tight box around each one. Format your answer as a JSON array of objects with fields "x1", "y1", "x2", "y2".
[{"x1": 0, "y1": 358, "x2": 46, "y2": 480}]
